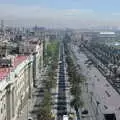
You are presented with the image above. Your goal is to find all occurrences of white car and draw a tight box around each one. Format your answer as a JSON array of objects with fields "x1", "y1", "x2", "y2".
[
  {"x1": 59, "y1": 61, "x2": 62, "y2": 64},
  {"x1": 28, "y1": 117, "x2": 33, "y2": 120},
  {"x1": 63, "y1": 115, "x2": 69, "y2": 120}
]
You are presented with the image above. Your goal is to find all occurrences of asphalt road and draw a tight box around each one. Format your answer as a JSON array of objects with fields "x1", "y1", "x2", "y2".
[
  {"x1": 57, "y1": 44, "x2": 67, "y2": 120},
  {"x1": 71, "y1": 44, "x2": 105, "y2": 120}
]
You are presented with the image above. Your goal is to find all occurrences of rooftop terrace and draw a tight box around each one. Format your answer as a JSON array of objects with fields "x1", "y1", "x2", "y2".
[{"x1": 0, "y1": 55, "x2": 27, "y2": 81}]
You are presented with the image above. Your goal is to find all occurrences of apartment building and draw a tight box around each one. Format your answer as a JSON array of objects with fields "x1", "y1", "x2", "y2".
[
  {"x1": 18, "y1": 38, "x2": 43, "y2": 86},
  {"x1": 0, "y1": 80, "x2": 7, "y2": 120},
  {"x1": 0, "y1": 37, "x2": 43, "y2": 120},
  {"x1": 0, "y1": 54, "x2": 33, "y2": 120}
]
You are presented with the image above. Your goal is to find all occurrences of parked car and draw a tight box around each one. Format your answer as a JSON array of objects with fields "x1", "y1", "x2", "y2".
[
  {"x1": 28, "y1": 117, "x2": 33, "y2": 120},
  {"x1": 59, "y1": 61, "x2": 62, "y2": 64},
  {"x1": 81, "y1": 109, "x2": 88, "y2": 118}
]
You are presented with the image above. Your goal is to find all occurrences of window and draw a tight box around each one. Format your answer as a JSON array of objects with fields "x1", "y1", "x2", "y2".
[{"x1": 1, "y1": 108, "x2": 3, "y2": 114}]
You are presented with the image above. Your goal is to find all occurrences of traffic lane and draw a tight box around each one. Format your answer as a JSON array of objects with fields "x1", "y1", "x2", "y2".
[
  {"x1": 57, "y1": 45, "x2": 67, "y2": 116},
  {"x1": 73, "y1": 45, "x2": 120, "y2": 119}
]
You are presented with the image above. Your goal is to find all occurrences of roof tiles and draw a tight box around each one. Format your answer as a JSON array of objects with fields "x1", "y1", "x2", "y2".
[{"x1": 0, "y1": 55, "x2": 27, "y2": 81}]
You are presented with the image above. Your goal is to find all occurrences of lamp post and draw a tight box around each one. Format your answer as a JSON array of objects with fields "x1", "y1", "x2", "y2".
[
  {"x1": 89, "y1": 91, "x2": 93, "y2": 103},
  {"x1": 96, "y1": 101, "x2": 100, "y2": 120}
]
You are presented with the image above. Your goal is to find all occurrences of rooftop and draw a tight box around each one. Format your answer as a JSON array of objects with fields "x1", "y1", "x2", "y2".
[
  {"x1": 0, "y1": 55, "x2": 27, "y2": 81},
  {"x1": 14, "y1": 55, "x2": 27, "y2": 68}
]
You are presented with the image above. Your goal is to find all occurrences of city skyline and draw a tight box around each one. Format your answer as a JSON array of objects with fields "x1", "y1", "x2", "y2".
[{"x1": 0, "y1": 0, "x2": 120, "y2": 28}]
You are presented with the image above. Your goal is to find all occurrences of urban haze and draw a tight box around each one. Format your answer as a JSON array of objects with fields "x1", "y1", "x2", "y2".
[{"x1": 0, "y1": 0, "x2": 120, "y2": 120}]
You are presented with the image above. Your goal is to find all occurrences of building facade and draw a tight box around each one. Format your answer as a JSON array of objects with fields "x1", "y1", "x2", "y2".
[
  {"x1": 0, "y1": 55, "x2": 33, "y2": 120},
  {"x1": 0, "y1": 35, "x2": 44, "y2": 120},
  {"x1": 18, "y1": 39, "x2": 43, "y2": 86}
]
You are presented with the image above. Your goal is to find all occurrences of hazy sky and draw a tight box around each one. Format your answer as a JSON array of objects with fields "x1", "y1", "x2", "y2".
[{"x1": 0, "y1": 0, "x2": 120, "y2": 28}]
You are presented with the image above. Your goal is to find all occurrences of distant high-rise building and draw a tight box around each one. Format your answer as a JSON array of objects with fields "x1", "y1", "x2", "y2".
[{"x1": 1, "y1": 20, "x2": 4, "y2": 32}]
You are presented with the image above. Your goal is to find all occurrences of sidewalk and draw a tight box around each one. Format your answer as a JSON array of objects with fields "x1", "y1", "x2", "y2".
[
  {"x1": 71, "y1": 44, "x2": 98, "y2": 120},
  {"x1": 81, "y1": 84, "x2": 97, "y2": 120},
  {"x1": 72, "y1": 44, "x2": 105, "y2": 120},
  {"x1": 18, "y1": 67, "x2": 47, "y2": 120}
]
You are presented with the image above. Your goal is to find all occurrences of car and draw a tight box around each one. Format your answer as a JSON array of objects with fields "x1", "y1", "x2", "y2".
[
  {"x1": 63, "y1": 115, "x2": 69, "y2": 120},
  {"x1": 28, "y1": 117, "x2": 33, "y2": 120},
  {"x1": 82, "y1": 109, "x2": 88, "y2": 114},
  {"x1": 81, "y1": 109, "x2": 89, "y2": 118},
  {"x1": 59, "y1": 61, "x2": 62, "y2": 64}
]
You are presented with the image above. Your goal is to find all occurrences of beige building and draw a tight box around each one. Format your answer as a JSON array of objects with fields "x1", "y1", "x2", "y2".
[
  {"x1": 0, "y1": 82, "x2": 7, "y2": 120},
  {"x1": 0, "y1": 54, "x2": 33, "y2": 120},
  {"x1": 19, "y1": 39, "x2": 43, "y2": 85},
  {"x1": 0, "y1": 37, "x2": 43, "y2": 120}
]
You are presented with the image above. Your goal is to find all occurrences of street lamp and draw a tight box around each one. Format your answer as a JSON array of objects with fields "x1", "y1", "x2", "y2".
[
  {"x1": 89, "y1": 91, "x2": 93, "y2": 103},
  {"x1": 96, "y1": 101, "x2": 100, "y2": 120}
]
